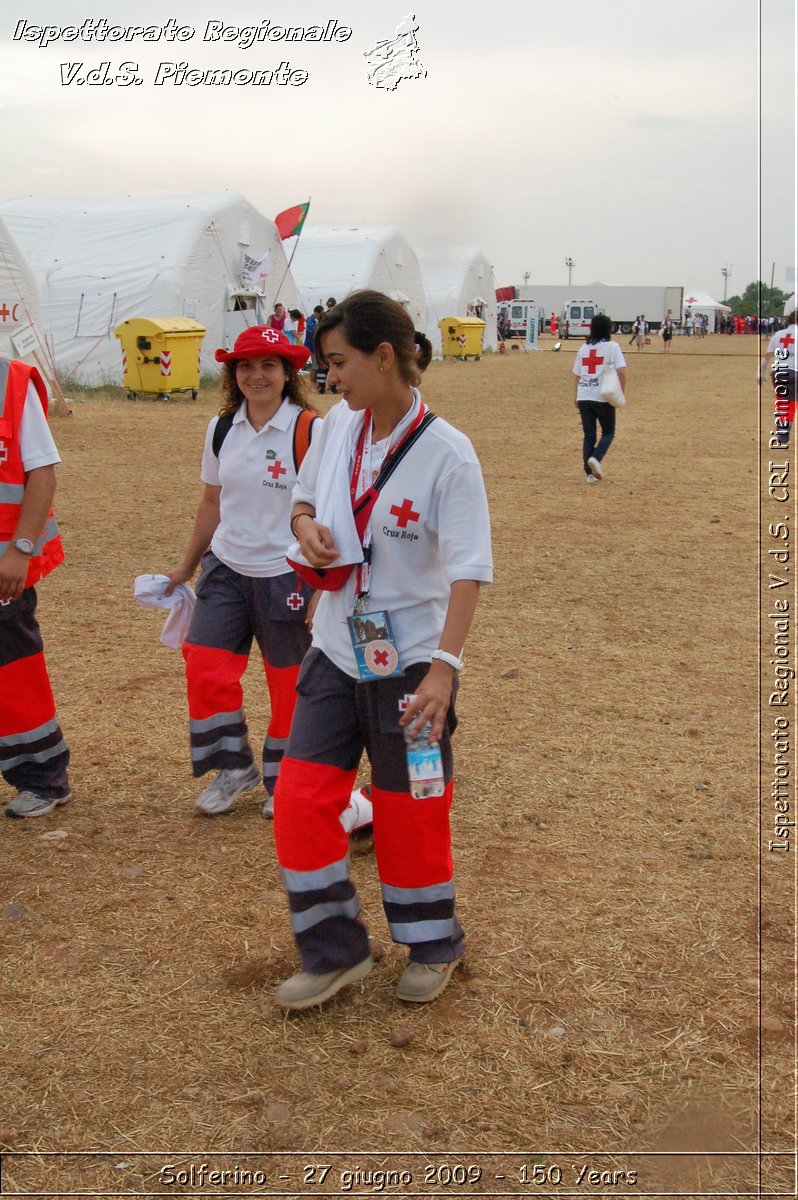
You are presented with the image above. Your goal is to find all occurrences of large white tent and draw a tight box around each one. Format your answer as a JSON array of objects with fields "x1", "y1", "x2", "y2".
[
  {"x1": 681, "y1": 289, "x2": 731, "y2": 331},
  {"x1": 0, "y1": 192, "x2": 300, "y2": 384},
  {"x1": 417, "y1": 246, "x2": 498, "y2": 353},
  {"x1": 292, "y1": 226, "x2": 427, "y2": 333},
  {"x1": 0, "y1": 216, "x2": 50, "y2": 368}
]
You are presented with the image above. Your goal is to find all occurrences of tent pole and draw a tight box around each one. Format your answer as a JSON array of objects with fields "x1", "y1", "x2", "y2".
[{"x1": 33, "y1": 350, "x2": 70, "y2": 417}]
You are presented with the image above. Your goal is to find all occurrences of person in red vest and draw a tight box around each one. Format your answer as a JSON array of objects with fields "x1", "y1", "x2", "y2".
[
  {"x1": 0, "y1": 358, "x2": 71, "y2": 817},
  {"x1": 550, "y1": 312, "x2": 558, "y2": 336}
]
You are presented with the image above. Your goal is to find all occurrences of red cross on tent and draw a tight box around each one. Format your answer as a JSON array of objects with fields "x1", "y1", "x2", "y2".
[
  {"x1": 685, "y1": 296, "x2": 698, "y2": 304},
  {"x1": 779, "y1": 332, "x2": 795, "y2": 350},
  {"x1": 287, "y1": 592, "x2": 304, "y2": 610},
  {"x1": 0, "y1": 304, "x2": 10, "y2": 322},
  {"x1": 267, "y1": 460, "x2": 287, "y2": 480},
  {"x1": 582, "y1": 348, "x2": 605, "y2": 374},
  {"x1": 390, "y1": 498, "x2": 420, "y2": 528}
]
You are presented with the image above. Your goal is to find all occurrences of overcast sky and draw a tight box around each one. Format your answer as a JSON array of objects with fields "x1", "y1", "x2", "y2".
[{"x1": 1, "y1": 0, "x2": 794, "y2": 299}]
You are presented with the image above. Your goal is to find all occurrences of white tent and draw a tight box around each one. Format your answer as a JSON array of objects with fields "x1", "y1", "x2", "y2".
[
  {"x1": 0, "y1": 216, "x2": 51, "y2": 369},
  {"x1": 417, "y1": 246, "x2": 497, "y2": 353},
  {"x1": 682, "y1": 289, "x2": 731, "y2": 332},
  {"x1": 292, "y1": 226, "x2": 427, "y2": 333},
  {"x1": 0, "y1": 192, "x2": 300, "y2": 384}
]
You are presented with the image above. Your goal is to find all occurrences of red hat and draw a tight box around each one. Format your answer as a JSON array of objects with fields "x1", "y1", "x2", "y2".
[{"x1": 215, "y1": 325, "x2": 310, "y2": 369}]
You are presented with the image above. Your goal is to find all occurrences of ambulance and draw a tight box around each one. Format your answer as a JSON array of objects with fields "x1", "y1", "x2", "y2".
[
  {"x1": 559, "y1": 299, "x2": 599, "y2": 339},
  {"x1": 498, "y1": 301, "x2": 539, "y2": 338}
]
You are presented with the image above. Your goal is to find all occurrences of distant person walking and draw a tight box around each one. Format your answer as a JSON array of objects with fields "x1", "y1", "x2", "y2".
[
  {"x1": 572, "y1": 314, "x2": 627, "y2": 484},
  {"x1": 632, "y1": 315, "x2": 649, "y2": 351},
  {"x1": 661, "y1": 317, "x2": 675, "y2": 352}
]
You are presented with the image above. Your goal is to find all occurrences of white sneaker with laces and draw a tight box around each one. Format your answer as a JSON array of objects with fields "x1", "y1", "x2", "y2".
[
  {"x1": 4, "y1": 790, "x2": 72, "y2": 819},
  {"x1": 195, "y1": 765, "x2": 261, "y2": 815},
  {"x1": 587, "y1": 456, "x2": 604, "y2": 480}
]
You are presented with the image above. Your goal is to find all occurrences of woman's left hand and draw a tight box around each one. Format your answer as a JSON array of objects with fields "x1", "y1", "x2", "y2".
[{"x1": 399, "y1": 661, "x2": 455, "y2": 743}]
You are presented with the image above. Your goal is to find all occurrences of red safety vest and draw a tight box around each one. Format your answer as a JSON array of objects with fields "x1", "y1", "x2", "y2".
[{"x1": 0, "y1": 359, "x2": 64, "y2": 588}]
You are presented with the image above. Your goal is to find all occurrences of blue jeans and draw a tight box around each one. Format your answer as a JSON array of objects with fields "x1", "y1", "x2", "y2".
[{"x1": 578, "y1": 400, "x2": 616, "y2": 474}]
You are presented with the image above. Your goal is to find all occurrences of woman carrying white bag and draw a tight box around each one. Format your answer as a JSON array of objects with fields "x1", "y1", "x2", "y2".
[{"x1": 572, "y1": 313, "x2": 627, "y2": 485}]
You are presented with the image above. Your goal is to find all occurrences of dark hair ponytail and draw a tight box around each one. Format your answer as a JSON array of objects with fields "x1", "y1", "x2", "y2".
[{"x1": 316, "y1": 290, "x2": 431, "y2": 386}]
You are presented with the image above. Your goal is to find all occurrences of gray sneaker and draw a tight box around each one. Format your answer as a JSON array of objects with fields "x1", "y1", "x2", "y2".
[
  {"x1": 195, "y1": 765, "x2": 261, "y2": 815},
  {"x1": 4, "y1": 790, "x2": 72, "y2": 819},
  {"x1": 276, "y1": 956, "x2": 374, "y2": 1010},
  {"x1": 262, "y1": 793, "x2": 274, "y2": 819},
  {"x1": 396, "y1": 957, "x2": 461, "y2": 1003}
]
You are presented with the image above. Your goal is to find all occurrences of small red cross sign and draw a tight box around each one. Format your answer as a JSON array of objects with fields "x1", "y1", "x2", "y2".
[
  {"x1": 262, "y1": 328, "x2": 281, "y2": 343},
  {"x1": 0, "y1": 442, "x2": 7, "y2": 465},
  {"x1": 287, "y1": 592, "x2": 304, "y2": 610},
  {"x1": 267, "y1": 460, "x2": 287, "y2": 479},
  {"x1": 373, "y1": 648, "x2": 389, "y2": 668},
  {"x1": 583, "y1": 348, "x2": 605, "y2": 374},
  {"x1": 399, "y1": 694, "x2": 413, "y2": 712},
  {"x1": 390, "y1": 498, "x2": 420, "y2": 528},
  {"x1": 0, "y1": 304, "x2": 10, "y2": 322},
  {"x1": 779, "y1": 332, "x2": 795, "y2": 350}
]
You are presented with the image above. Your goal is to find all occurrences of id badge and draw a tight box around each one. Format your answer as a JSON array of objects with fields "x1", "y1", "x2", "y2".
[{"x1": 347, "y1": 608, "x2": 404, "y2": 682}]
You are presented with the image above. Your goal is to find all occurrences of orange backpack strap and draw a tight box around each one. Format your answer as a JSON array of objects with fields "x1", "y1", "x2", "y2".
[{"x1": 292, "y1": 408, "x2": 317, "y2": 472}]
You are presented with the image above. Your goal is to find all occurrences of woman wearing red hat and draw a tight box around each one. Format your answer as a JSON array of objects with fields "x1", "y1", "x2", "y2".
[{"x1": 165, "y1": 327, "x2": 319, "y2": 817}]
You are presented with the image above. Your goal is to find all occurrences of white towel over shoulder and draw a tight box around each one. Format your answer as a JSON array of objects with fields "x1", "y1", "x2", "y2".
[{"x1": 133, "y1": 574, "x2": 196, "y2": 649}]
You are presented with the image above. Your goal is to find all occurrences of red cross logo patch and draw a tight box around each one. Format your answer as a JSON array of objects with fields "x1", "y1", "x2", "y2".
[
  {"x1": 779, "y1": 332, "x2": 795, "y2": 350},
  {"x1": 267, "y1": 460, "x2": 287, "y2": 480},
  {"x1": 262, "y1": 329, "x2": 281, "y2": 343},
  {"x1": 364, "y1": 640, "x2": 400, "y2": 677},
  {"x1": 287, "y1": 592, "x2": 304, "y2": 611},
  {"x1": 582, "y1": 348, "x2": 605, "y2": 374},
  {"x1": 390, "y1": 498, "x2": 420, "y2": 528}
]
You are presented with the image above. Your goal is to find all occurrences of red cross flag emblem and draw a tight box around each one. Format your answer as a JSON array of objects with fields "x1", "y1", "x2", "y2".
[
  {"x1": 262, "y1": 328, "x2": 281, "y2": 343},
  {"x1": 390, "y1": 498, "x2": 420, "y2": 528},
  {"x1": 364, "y1": 640, "x2": 400, "y2": 677},
  {"x1": 582, "y1": 348, "x2": 605, "y2": 374},
  {"x1": 267, "y1": 459, "x2": 287, "y2": 480}
]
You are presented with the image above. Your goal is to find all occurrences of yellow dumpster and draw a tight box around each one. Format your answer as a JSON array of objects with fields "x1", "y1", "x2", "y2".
[
  {"x1": 438, "y1": 316, "x2": 486, "y2": 360},
  {"x1": 114, "y1": 316, "x2": 206, "y2": 399}
]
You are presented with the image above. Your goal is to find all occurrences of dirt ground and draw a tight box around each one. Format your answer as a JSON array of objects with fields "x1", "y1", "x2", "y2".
[{"x1": 0, "y1": 334, "x2": 792, "y2": 1198}]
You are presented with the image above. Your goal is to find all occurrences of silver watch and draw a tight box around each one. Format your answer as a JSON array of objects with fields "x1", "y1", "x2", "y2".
[
  {"x1": 430, "y1": 649, "x2": 464, "y2": 671},
  {"x1": 13, "y1": 538, "x2": 35, "y2": 556}
]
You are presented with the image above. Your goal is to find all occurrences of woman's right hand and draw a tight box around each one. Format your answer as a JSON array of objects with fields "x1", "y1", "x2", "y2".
[
  {"x1": 164, "y1": 566, "x2": 193, "y2": 597},
  {"x1": 297, "y1": 519, "x2": 340, "y2": 568}
]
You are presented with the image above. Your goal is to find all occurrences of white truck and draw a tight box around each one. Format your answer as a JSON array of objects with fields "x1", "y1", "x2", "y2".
[
  {"x1": 514, "y1": 284, "x2": 684, "y2": 337},
  {"x1": 498, "y1": 300, "x2": 541, "y2": 338}
]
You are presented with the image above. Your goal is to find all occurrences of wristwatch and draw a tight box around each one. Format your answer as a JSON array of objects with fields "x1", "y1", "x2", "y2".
[
  {"x1": 431, "y1": 649, "x2": 464, "y2": 672},
  {"x1": 13, "y1": 538, "x2": 35, "y2": 556}
]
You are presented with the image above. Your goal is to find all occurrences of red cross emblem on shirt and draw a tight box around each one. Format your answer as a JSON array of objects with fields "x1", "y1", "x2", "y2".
[
  {"x1": 267, "y1": 460, "x2": 287, "y2": 480},
  {"x1": 390, "y1": 498, "x2": 420, "y2": 528},
  {"x1": 287, "y1": 592, "x2": 304, "y2": 610},
  {"x1": 779, "y1": 332, "x2": 795, "y2": 350},
  {"x1": 582, "y1": 348, "x2": 605, "y2": 374}
]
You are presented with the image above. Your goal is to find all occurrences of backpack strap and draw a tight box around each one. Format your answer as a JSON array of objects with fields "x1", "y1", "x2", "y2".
[
  {"x1": 212, "y1": 412, "x2": 235, "y2": 458},
  {"x1": 292, "y1": 408, "x2": 316, "y2": 472}
]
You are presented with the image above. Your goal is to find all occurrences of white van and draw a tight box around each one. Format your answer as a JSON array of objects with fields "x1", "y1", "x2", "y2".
[
  {"x1": 500, "y1": 300, "x2": 539, "y2": 338},
  {"x1": 560, "y1": 299, "x2": 598, "y2": 339}
]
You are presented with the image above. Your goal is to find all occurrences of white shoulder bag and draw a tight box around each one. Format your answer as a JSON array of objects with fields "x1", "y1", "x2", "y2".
[{"x1": 600, "y1": 361, "x2": 625, "y2": 407}]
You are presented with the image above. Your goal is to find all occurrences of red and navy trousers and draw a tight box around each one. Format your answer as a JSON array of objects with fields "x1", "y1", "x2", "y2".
[
  {"x1": 0, "y1": 587, "x2": 70, "y2": 798},
  {"x1": 273, "y1": 648, "x2": 465, "y2": 973},
  {"x1": 181, "y1": 553, "x2": 312, "y2": 795}
]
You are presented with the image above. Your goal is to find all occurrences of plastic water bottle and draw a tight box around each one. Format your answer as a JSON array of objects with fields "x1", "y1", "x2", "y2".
[{"x1": 403, "y1": 699, "x2": 445, "y2": 799}]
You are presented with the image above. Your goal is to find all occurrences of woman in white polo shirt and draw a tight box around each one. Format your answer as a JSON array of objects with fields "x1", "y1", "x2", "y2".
[
  {"x1": 272, "y1": 290, "x2": 493, "y2": 1011},
  {"x1": 573, "y1": 313, "x2": 627, "y2": 484},
  {"x1": 166, "y1": 327, "x2": 319, "y2": 817}
]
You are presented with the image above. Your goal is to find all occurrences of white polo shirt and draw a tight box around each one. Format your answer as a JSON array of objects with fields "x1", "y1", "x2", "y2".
[
  {"x1": 201, "y1": 398, "x2": 317, "y2": 578},
  {"x1": 20, "y1": 382, "x2": 61, "y2": 471},
  {"x1": 768, "y1": 324, "x2": 797, "y2": 372},
  {"x1": 573, "y1": 340, "x2": 626, "y2": 402},
  {"x1": 294, "y1": 398, "x2": 493, "y2": 678}
]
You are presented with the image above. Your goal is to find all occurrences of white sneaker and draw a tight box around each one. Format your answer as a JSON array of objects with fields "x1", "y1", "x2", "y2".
[
  {"x1": 4, "y1": 790, "x2": 72, "y2": 819},
  {"x1": 262, "y1": 793, "x2": 274, "y2": 819},
  {"x1": 585, "y1": 475, "x2": 599, "y2": 485},
  {"x1": 340, "y1": 786, "x2": 373, "y2": 834},
  {"x1": 587, "y1": 456, "x2": 604, "y2": 480},
  {"x1": 195, "y1": 765, "x2": 261, "y2": 815}
]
